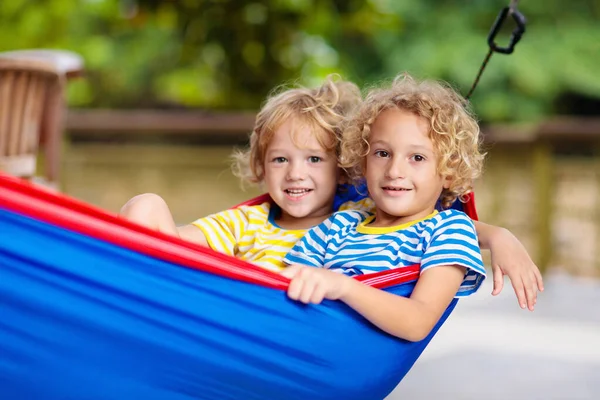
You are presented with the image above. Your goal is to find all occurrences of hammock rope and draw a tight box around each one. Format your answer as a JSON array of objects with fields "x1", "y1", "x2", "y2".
[{"x1": 465, "y1": 0, "x2": 527, "y2": 99}]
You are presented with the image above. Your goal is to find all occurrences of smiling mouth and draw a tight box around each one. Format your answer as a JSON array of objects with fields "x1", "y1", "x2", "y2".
[
  {"x1": 284, "y1": 189, "x2": 313, "y2": 197},
  {"x1": 383, "y1": 187, "x2": 412, "y2": 191}
]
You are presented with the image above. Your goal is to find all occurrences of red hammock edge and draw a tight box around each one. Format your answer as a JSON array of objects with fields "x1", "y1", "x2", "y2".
[{"x1": 0, "y1": 173, "x2": 427, "y2": 290}]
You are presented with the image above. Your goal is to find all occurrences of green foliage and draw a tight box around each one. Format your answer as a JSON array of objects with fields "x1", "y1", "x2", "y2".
[{"x1": 1, "y1": 0, "x2": 599, "y2": 121}]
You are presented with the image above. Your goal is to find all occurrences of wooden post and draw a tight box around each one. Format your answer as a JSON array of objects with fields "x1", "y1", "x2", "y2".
[
  {"x1": 40, "y1": 77, "x2": 66, "y2": 184},
  {"x1": 488, "y1": 149, "x2": 509, "y2": 226},
  {"x1": 533, "y1": 140, "x2": 553, "y2": 274}
]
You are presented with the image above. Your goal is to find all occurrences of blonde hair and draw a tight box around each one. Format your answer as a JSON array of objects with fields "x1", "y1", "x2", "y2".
[
  {"x1": 341, "y1": 73, "x2": 485, "y2": 208},
  {"x1": 232, "y1": 75, "x2": 361, "y2": 185}
]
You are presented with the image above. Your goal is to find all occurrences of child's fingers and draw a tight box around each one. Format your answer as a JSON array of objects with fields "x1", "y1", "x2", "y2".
[
  {"x1": 534, "y1": 267, "x2": 545, "y2": 292},
  {"x1": 309, "y1": 284, "x2": 326, "y2": 304},
  {"x1": 510, "y1": 278, "x2": 527, "y2": 309},
  {"x1": 524, "y1": 279, "x2": 537, "y2": 311},
  {"x1": 298, "y1": 271, "x2": 323, "y2": 304},
  {"x1": 299, "y1": 282, "x2": 317, "y2": 304},
  {"x1": 491, "y1": 264, "x2": 504, "y2": 296},
  {"x1": 519, "y1": 269, "x2": 539, "y2": 311},
  {"x1": 286, "y1": 275, "x2": 305, "y2": 301},
  {"x1": 529, "y1": 270, "x2": 539, "y2": 308},
  {"x1": 280, "y1": 264, "x2": 303, "y2": 279}
]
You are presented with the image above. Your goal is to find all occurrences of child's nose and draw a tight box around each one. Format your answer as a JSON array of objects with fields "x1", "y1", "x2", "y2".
[
  {"x1": 286, "y1": 161, "x2": 306, "y2": 181},
  {"x1": 385, "y1": 158, "x2": 407, "y2": 179}
]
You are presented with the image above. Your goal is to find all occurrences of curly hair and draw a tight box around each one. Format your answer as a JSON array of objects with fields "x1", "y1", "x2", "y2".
[
  {"x1": 340, "y1": 73, "x2": 485, "y2": 208},
  {"x1": 231, "y1": 75, "x2": 361, "y2": 186}
]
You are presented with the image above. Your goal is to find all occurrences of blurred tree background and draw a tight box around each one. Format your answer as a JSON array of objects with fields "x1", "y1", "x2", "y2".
[{"x1": 1, "y1": 0, "x2": 599, "y2": 121}]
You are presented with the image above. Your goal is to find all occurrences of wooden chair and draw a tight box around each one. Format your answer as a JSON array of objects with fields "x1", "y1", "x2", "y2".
[{"x1": 0, "y1": 58, "x2": 62, "y2": 184}]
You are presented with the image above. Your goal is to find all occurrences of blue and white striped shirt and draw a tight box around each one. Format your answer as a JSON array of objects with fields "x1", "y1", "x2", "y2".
[{"x1": 284, "y1": 209, "x2": 486, "y2": 297}]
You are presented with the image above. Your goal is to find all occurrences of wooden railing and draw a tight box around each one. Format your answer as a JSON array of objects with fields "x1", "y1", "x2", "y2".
[
  {"x1": 483, "y1": 117, "x2": 600, "y2": 275},
  {"x1": 64, "y1": 109, "x2": 600, "y2": 275},
  {"x1": 66, "y1": 109, "x2": 256, "y2": 141}
]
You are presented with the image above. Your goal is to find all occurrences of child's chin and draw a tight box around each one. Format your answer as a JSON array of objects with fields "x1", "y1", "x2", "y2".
[
  {"x1": 287, "y1": 209, "x2": 313, "y2": 219},
  {"x1": 381, "y1": 204, "x2": 413, "y2": 217},
  {"x1": 281, "y1": 205, "x2": 307, "y2": 216},
  {"x1": 380, "y1": 197, "x2": 411, "y2": 209}
]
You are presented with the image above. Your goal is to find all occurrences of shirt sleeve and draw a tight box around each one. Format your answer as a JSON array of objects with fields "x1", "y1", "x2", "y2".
[
  {"x1": 420, "y1": 212, "x2": 486, "y2": 297},
  {"x1": 192, "y1": 207, "x2": 250, "y2": 255},
  {"x1": 338, "y1": 197, "x2": 375, "y2": 213},
  {"x1": 283, "y1": 216, "x2": 335, "y2": 268}
]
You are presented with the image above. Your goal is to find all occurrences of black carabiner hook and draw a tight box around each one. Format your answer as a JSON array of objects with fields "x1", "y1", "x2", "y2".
[{"x1": 487, "y1": 6, "x2": 527, "y2": 55}]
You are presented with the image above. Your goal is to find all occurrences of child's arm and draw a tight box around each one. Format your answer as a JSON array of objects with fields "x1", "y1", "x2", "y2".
[
  {"x1": 281, "y1": 264, "x2": 465, "y2": 342},
  {"x1": 119, "y1": 193, "x2": 208, "y2": 246},
  {"x1": 283, "y1": 211, "x2": 485, "y2": 341},
  {"x1": 473, "y1": 220, "x2": 544, "y2": 311}
]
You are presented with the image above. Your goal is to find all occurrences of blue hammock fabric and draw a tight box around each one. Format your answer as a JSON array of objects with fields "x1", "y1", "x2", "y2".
[{"x1": 0, "y1": 174, "x2": 472, "y2": 400}]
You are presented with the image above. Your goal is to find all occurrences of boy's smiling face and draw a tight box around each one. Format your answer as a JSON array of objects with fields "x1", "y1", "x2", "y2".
[
  {"x1": 263, "y1": 118, "x2": 339, "y2": 229},
  {"x1": 365, "y1": 108, "x2": 450, "y2": 227}
]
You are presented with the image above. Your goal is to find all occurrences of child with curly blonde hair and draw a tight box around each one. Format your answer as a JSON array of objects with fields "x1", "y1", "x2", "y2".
[
  {"x1": 282, "y1": 73, "x2": 490, "y2": 341},
  {"x1": 120, "y1": 75, "x2": 361, "y2": 272}
]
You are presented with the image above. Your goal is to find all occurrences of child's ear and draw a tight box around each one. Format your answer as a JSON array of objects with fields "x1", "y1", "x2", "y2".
[
  {"x1": 442, "y1": 175, "x2": 453, "y2": 189},
  {"x1": 336, "y1": 168, "x2": 348, "y2": 185}
]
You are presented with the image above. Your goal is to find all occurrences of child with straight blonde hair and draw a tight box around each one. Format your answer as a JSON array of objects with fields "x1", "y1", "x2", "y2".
[
  {"x1": 283, "y1": 73, "x2": 490, "y2": 340},
  {"x1": 121, "y1": 74, "x2": 543, "y2": 309}
]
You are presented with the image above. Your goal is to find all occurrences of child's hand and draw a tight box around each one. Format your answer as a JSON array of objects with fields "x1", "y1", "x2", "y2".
[
  {"x1": 280, "y1": 265, "x2": 354, "y2": 304},
  {"x1": 489, "y1": 228, "x2": 544, "y2": 311}
]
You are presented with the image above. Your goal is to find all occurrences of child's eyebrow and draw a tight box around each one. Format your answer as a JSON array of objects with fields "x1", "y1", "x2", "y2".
[
  {"x1": 266, "y1": 148, "x2": 329, "y2": 154},
  {"x1": 369, "y1": 141, "x2": 433, "y2": 153},
  {"x1": 304, "y1": 148, "x2": 329, "y2": 154},
  {"x1": 266, "y1": 148, "x2": 286, "y2": 154},
  {"x1": 407, "y1": 144, "x2": 434, "y2": 153},
  {"x1": 369, "y1": 140, "x2": 389, "y2": 147}
]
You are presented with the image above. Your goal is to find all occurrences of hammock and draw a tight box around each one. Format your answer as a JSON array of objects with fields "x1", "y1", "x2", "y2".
[{"x1": 0, "y1": 173, "x2": 477, "y2": 400}]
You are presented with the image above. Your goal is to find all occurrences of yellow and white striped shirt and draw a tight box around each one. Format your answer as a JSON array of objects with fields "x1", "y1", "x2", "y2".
[
  {"x1": 192, "y1": 199, "x2": 375, "y2": 272},
  {"x1": 193, "y1": 202, "x2": 305, "y2": 272}
]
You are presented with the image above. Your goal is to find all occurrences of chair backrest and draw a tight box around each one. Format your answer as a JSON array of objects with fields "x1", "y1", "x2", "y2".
[{"x1": 0, "y1": 58, "x2": 60, "y2": 177}]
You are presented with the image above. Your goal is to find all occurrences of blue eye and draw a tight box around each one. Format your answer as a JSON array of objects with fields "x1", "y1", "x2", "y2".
[
  {"x1": 273, "y1": 157, "x2": 287, "y2": 163},
  {"x1": 374, "y1": 150, "x2": 390, "y2": 158},
  {"x1": 308, "y1": 156, "x2": 322, "y2": 163}
]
